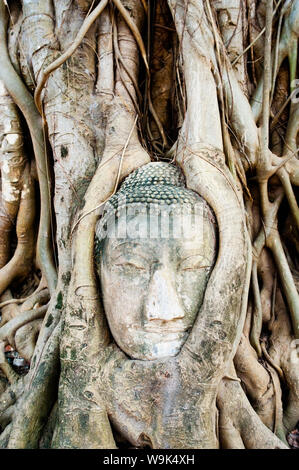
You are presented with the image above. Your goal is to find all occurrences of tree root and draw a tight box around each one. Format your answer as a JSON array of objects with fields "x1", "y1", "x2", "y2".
[
  {"x1": 251, "y1": 0, "x2": 298, "y2": 123},
  {"x1": 0, "y1": 279, "x2": 48, "y2": 310},
  {"x1": 0, "y1": 305, "x2": 48, "y2": 349},
  {"x1": 217, "y1": 374, "x2": 288, "y2": 448},
  {"x1": 0, "y1": 80, "x2": 26, "y2": 270},
  {"x1": 112, "y1": 0, "x2": 148, "y2": 71},
  {"x1": 0, "y1": 423, "x2": 11, "y2": 448},
  {"x1": 34, "y1": 0, "x2": 109, "y2": 114},
  {"x1": 0, "y1": 290, "x2": 20, "y2": 328},
  {"x1": 7, "y1": 320, "x2": 61, "y2": 448},
  {"x1": 0, "y1": 164, "x2": 36, "y2": 297},
  {"x1": 168, "y1": 0, "x2": 251, "y2": 379},
  {"x1": 234, "y1": 332, "x2": 279, "y2": 431},
  {"x1": 0, "y1": 2, "x2": 57, "y2": 294},
  {"x1": 218, "y1": 410, "x2": 245, "y2": 448},
  {"x1": 250, "y1": 192, "x2": 284, "y2": 355},
  {"x1": 0, "y1": 405, "x2": 14, "y2": 430},
  {"x1": 253, "y1": 15, "x2": 299, "y2": 340},
  {"x1": 267, "y1": 227, "x2": 299, "y2": 339},
  {"x1": 39, "y1": 401, "x2": 57, "y2": 448},
  {"x1": 14, "y1": 320, "x2": 43, "y2": 363},
  {"x1": 0, "y1": 376, "x2": 25, "y2": 416},
  {"x1": 0, "y1": 341, "x2": 19, "y2": 384},
  {"x1": 267, "y1": 290, "x2": 299, "y2": 433}
]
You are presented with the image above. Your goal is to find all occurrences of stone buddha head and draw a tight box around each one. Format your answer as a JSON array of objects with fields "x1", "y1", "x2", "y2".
[{"x1": 95, "y1": 162, "x2": 217, "y2": 361}]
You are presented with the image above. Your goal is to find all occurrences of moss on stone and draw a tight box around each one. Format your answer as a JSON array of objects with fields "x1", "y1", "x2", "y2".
[
  {"x1": 45, "y1": 314, "x2": 54, "y2": 328},
  {"x1": 55, "y1": 292, "x2": 63, "y2": 310},
  {"x1": 60, "y1": 145, "x2": 68, "y2": 159}
]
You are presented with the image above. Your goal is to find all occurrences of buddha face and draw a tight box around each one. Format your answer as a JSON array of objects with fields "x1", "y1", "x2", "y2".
[{"x1": 99, "y1": 206, "x2": 217, "y2": 361}]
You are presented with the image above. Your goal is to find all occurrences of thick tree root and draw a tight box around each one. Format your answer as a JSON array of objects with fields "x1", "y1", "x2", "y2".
[
  {"x1": 0, "y1": 2, "x2": 57, "y2": 294},
  {"x1": 7, "y1": 320, "x2": 61, "y2": 448},
  {"x1": 217, "y1": 376, "x2": 288, "y2": 448}
]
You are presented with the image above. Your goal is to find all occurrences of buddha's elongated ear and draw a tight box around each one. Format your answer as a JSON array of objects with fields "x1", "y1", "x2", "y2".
[{"x1": 179, "y1": 143, "x2": 252, "y2": 383}]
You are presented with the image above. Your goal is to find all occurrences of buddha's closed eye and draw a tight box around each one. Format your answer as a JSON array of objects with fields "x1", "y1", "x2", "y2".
[
  {"x1": 111, "y1": 254, "x2": 212, "y2": 273},
  {"x1": 112, "y1": 254, "x2": 148, "y2": 272},
  {"x1": 178, "y1": 255, "x2": 210, "y2": 271},
  {"x1": 115, "y1": 261, "x2": 146, "y2": 271}
]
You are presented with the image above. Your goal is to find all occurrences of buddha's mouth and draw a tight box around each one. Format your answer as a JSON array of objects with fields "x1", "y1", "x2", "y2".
[
  {"x1": 142, "y1": 323, "x2": 190, "y2": 335},
  {"x1": 122, "y1": 327, "x2": 190, "y2": 360},
  {"x1": 139, "y1": 328, "x2": 188, "y2": 338}
]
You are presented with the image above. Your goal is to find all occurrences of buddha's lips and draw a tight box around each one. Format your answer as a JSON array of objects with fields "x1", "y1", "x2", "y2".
[{"x1": 139, "y1": 327, "x2": 188, "y2": 336}]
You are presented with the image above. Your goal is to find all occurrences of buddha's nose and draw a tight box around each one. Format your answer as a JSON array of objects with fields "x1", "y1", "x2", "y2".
[{"x1": 144, "y1": 268, "x2": 185, "y2": 322}]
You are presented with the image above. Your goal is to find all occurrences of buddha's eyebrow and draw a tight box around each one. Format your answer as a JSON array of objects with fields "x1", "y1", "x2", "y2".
[
  {"x1": 108, "y1": 241, "x2": 151, "y2": 259},
  {"x1": 177, "y1": 249, "x2": 205, "y2": 259},
  {"x1": 109, "y1": 240, "x2": 143, "y2": 251}
]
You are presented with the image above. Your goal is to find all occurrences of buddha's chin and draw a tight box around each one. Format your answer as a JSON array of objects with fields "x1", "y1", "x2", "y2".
[{"x1": 120, "y1": 330, "x2": 188, "y2": 361}]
